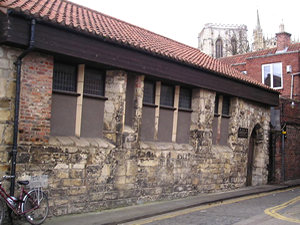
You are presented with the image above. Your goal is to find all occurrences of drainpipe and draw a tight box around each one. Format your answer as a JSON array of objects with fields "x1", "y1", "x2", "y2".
[
  {"x1": 281, "y1": 123, "x2": 286, "y2": 182},
  {"x1": 10, "y1": 19, "x2": 36, "y2": 196}
]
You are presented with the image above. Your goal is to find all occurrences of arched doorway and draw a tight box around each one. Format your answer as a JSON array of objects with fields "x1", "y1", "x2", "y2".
[{"x1": 246, "y1": 124, "x2": 263, "y2": 186}]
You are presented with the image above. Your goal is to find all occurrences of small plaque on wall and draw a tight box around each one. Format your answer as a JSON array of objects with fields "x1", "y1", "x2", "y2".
[{"x1": 238, "y1": 128, "x2": 248, "y2": 138}]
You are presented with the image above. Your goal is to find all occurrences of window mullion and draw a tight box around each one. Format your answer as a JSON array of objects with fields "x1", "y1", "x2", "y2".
[
  {"x1": 75, "y1": 64, "x2": 85, "y2": 137},
  {"x1": 172, "y1": 85, "x2": 180, "y2": 142}
]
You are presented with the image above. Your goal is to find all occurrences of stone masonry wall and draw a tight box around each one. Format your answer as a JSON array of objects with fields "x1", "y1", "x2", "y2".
[
  {"x1": 0, "y1": 45, "x2": 271, "y2": 216},
  {"x1": 0, "y1": 46, "x2": 21, "y2": 174}
]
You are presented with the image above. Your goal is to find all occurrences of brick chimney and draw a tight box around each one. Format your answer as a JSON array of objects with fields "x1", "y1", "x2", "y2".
[{"x1": 276, "y1": 23, "x2": 291, "y2": 51}]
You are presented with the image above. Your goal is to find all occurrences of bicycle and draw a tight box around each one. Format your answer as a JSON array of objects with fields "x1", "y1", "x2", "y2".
[{"x1": 0, "y1": 175, "x2": 49, "y2": 225}]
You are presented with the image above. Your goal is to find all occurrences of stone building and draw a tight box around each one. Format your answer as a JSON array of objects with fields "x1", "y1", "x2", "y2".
[
  {"x1": 220, "y1": 29, "x2": 300, "y2": 183},
  {"x1": 198, "y1": 23, "x2": 249, "y2": 58},
  {"x1": 0, "y1": 0, "x2": 278, "y2": 218}
]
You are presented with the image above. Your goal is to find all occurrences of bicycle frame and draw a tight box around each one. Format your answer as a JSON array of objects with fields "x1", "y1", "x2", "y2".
[{"x1": 0, "y1": 181, "x2": 38, "y2": 216}]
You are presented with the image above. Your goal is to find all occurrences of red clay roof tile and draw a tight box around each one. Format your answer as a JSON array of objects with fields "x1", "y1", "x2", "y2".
[{"x1": 0, "y1": 0, "x2": 275, "y2": 91}]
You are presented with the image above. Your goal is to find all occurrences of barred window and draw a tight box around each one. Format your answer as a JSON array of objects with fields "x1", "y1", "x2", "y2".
[
  {"x1": 222, "y1": 95, "x2": 230, "y2": 116},
  {"x1": 179, "y1": 87, "x2": 191, "y2": 109},
  {"x1": 143, "y1": 80, "x2": 155, "y2": 104},
  {"x1": 84, "y1": 68, "x2": 105, "y2": 96},
  {"x1": 160, "y1": 84, "x2": 174, "y2": 107},
  {"x1": 53, "y1": 62, "x2": 77, "y2": 92},
  {"x1": 215, "y1": 94, "x2": 219, "y2": 114}
]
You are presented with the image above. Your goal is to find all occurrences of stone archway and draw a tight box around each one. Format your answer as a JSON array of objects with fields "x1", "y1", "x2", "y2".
[{"x1": 246, "y1": 124, "x2": 264, "y2": 186}]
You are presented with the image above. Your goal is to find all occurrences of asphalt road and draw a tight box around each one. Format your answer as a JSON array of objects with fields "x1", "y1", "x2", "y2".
[{"x1": 122, "y1": 187, "x2": 300, "y2": 225}]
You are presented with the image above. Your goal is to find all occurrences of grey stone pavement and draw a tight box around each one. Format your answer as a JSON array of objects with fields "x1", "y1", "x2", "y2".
[{"x1": 44, "y1": 179, "x2": 300, "y2": 225}]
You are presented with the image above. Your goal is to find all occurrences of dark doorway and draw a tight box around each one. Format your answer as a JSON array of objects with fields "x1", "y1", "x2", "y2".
[{"x1": 246, "y1": 130, "x2": 255, "y2": 186}]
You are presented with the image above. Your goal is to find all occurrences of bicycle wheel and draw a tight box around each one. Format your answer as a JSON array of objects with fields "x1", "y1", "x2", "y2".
[
  {"x1": 22, "y1": 189, "x2": 49, "y2": 225},
  {"x1": 0, "y1": 199, "x2": 4, "y2": 225}
]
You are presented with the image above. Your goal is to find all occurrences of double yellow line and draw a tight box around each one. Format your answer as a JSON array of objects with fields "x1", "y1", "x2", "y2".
[
  {"x1": 127, "y1": 188, "x2": 298, "y2": 225},
  {"x1": 264, "y1": 195, "x2": 300, "y2": 224}
]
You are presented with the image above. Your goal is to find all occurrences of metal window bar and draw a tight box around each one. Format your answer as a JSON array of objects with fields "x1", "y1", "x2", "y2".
[
  {"x1": 143, "y1": 80, "x2": 155, "y2": 104},
  {"x1": 160, "y1": 84, "x2": 174, "y2": 107},
  {"x1": 222, "y1": 95, "x2": 230, "y2": 115},
  {"x1": 84, "y1": 68, "x2": 105, "y2": 96},
  {"x1": 179, "y1": 87, "x2": 191, "y2": 109},
  {"x1": 215, "y1": 94, "x2": 219, "y2": 114},
  {"x1": 53, "y1": 63, "x2": 77, "y2": 92}
]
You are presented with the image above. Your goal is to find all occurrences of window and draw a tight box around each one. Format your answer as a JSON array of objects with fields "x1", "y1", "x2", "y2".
[
  {"x1": 53, "y1": 63, "x2": 77, "y2": 92},
  {"x1": 179, "y1": 87, "x2": 191, "y2": 109},
  {"x1": 214, "y1": 94, "x2": 219, "y2": 114},
  {"x1": 84, "y1": 68, "x2": 105, "y2": 96},
  {"x1": 160, "y1": 84, "x2": 174, "y2": 107},
  {"x1": 216, "y1": 38, "x2": 223, "y2": 58},
  {"x1": 143, "y1": 80, "x2": 155, "y2": 104},
  {"x1": 222, "y1": 95, "x2": 230, "y2": 116},
  {"x1": 213, "y1": 94, "x2": 231, "y2": 145},
  {"x1": 141, "y1": 81, "x2": 192, "y2": 143},
  {"x1": 262, "y1": 63, "x2": 283, "y2": 89},
  {"x1": 51, "y1": 62, "x2": 107, "y2": 138},
  {"x1": 231, "y1": 37, "x2": 237, "y2": 55}
]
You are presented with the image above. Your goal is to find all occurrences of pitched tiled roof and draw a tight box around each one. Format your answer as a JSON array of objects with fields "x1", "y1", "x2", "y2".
[
  {"x1": 219, "y1": 43, "x2": 300, "y2": 65},
  {"x1": 0, "y1": 0, "x2": 273, "y2": 91}
]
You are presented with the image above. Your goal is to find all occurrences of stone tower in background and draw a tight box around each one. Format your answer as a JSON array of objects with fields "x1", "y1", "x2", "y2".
[
  {"x1": 198, "y1": 23, "x2": 249, "y2": 58},
  {"x1": 198, "y1": 10, "x2": 298, "y2": 58},
  {"x1": 252, "y1": 10, "x2": 277, "y2": 51}
]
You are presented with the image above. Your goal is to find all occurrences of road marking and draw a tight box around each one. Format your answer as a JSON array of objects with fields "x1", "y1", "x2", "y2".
[
  {"x1": 125, "y1": 188, "x2": 296, "y2": 225},
  {"x1": 264, "y1": 195, "x2": 300, "y2": 224}
]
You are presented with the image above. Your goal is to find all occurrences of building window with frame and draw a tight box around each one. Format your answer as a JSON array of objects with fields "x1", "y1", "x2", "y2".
[
  {"x1": 262, "y1": 63, "x2": 283, "y2": 89},
  {"x1": 53, "y1": 62, "x2": 77, "y2": 92},
  {"x1": 143, "y1": 80, "x2": 156, "y2": 104},
  {"x1": 160, "y1": 84, "x2": 174, "y2": 107},
  {"x1": 216, "y1": 38, "x2": 223, "y2": 58},
  {"x1": 81, "y1": 67, "x2": 107, "y2": 138},
  {"x1": 51, "y1": 62, "x2": 107, "y2": 138},
  {"x1": 177, "y1": 87, "x2": 192, "y2": 143},
  {"x1": 51, "y1": 62, "x2": 78, "y2": 136},
  {"x1": 141, "y1": 79, "x2": 157, "y2": 141},
  {"x1": 212, "y1": 94, "x2": 231, "y2": 145},
  {"x1": 179, "y1": 87, "x2": 192, "y2": 109},
  {"x1": 83, "y1": 68, "x2": 105, "y2": 96},
  {"x1": 222, "y1": 95, "x2": 230, "y2": 116}
]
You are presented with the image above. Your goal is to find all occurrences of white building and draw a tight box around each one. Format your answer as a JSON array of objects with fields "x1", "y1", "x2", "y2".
[{"x1": 198, "y1": 23, "x2": 249, "y2": 58}]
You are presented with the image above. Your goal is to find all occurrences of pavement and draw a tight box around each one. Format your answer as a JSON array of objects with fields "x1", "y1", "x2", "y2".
[{"x1": 44, "y1": 179, "x2": 300, "y2": 225}]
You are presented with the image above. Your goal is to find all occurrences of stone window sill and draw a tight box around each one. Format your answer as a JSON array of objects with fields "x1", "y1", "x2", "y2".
[
  {"x1": 52, "y1": 90, "x2": 80, "y2": 96},
  {"x1": 160, "y1": 105, "x2": 176, "y2": 110},
  {"x1": 143, "y1": 103, "x2": 158, "y2": 108},
  {"x1": 179, "y1": 108, "x2": 193, "y2": 112},
  {"x1": 48, "y1": 136, "x2": 115, "y2": 148},
  {"x1": 83, "y1": 93, "x2": 108, "y2": 101}
]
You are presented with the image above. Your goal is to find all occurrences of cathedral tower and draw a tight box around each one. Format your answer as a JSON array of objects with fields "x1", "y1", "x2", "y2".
[{"x1": 252, "y1": 10, "x2": 265, "y2": 51}]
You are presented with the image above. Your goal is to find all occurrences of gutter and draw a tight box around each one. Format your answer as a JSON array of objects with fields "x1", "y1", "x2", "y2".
[{"x1": 10, "y1": 18, "x2": 36, "y2": 196}]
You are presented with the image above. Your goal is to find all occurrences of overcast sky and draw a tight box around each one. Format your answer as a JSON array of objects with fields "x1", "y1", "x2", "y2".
[{"x1": 71, "y1": 0, "x2": 299, "y2": 48}]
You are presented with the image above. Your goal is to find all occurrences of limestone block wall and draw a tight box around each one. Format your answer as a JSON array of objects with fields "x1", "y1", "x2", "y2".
[
  {"x1": 229, "y1": 97, "x2": 270, "y2": 186},
  {"x1": 0, "y1": 45, "x2": 271, "y2": 216},
  {"x1": 0, "y1": 46, "x2": 21, "y2": 174}
]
